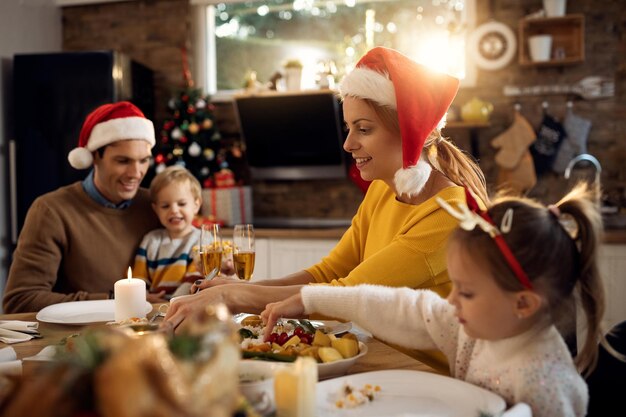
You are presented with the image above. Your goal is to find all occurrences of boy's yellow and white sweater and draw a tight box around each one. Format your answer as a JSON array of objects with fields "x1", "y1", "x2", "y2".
[{"x1": 133, "y1": 227, "x2": 201, "y2": 294}]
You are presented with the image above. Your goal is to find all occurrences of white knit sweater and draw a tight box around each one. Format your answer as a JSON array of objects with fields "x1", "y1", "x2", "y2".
[{"x1": 302, "y1": 284, "x2": 587, "y2": 417}]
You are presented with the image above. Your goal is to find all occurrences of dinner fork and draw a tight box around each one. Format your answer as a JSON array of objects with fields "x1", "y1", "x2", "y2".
[{"x1": 148, "y1": 304, "x2": 168, "y2": 323}]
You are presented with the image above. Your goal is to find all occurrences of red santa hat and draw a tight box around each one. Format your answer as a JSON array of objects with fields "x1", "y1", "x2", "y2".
[
  {"x1": 339, "y1": 47, "x2": 459, "y2": 196},
  {"x1": 68, "y1": 101, "x2": 155, "y2": 169}
]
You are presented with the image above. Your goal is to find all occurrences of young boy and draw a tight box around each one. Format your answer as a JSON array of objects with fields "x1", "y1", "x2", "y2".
[{"x1": 133, "y1": 165, "x2": 202, "y2": 300}]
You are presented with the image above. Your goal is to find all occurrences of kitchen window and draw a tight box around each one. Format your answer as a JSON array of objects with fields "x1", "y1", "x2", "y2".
[{"x1": 192, "y1": 0, "x2": 476, "y2": 93}]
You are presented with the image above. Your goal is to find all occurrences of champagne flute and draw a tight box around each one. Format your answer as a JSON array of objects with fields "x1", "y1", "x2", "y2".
[
  {"x1": 233, "y1": 224, "x2": 255, "y2": 281},
  {"x1": 200, "y1": 224, "x2": 223, "y2": 278}
]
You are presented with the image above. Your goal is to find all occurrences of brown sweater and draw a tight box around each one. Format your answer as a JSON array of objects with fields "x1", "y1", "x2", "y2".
[{"x1": 3, "y1": 182, "x2": 160, "y2": 313}]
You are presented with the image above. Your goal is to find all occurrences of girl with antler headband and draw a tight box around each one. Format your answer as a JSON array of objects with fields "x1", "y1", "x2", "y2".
[{"x1": 261, "y1": 183, "x2": 624, "y2": 417}]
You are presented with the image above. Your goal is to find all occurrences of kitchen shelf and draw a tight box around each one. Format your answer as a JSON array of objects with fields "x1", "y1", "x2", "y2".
[{"x1": 518, "y1": 14, "x2": 585, "y2": 67}]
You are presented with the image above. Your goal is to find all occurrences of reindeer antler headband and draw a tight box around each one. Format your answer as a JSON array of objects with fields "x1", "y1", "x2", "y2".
[{"x1": 437, "y1": 189, "x2": 533, "y2": 290}]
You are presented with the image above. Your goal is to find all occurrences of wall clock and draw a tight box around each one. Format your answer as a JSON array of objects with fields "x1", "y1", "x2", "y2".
[{"x1": 469, "y1": 21, "x2": 517, "y2": 71}]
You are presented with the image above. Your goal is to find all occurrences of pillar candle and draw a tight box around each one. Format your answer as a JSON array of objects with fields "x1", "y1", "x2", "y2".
[
  {"x1": 274, "y1": 356, "x2": 317, "y2": 417},
  {"x1": 114, "y1": 267, "x2": 147, "y2": 322}
]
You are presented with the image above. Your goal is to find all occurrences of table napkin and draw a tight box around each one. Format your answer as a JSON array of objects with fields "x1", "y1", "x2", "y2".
[
  {"x1": 0, "y1": 328, "x2": 36, "y2": 344},
  {"x1": 0, "y1": 320, "x2": 39, "y2": 333},
  {"x1": 0, "y1": 346, "x2": 22, "y2": 376},
  {"x1": 0, "y1": 320, "x2": 40, "y2": 344}
]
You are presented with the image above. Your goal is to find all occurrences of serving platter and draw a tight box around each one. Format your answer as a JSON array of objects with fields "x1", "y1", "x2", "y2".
[{"x1": 36, "y1": 300, "x2": 152, "y2": 325}]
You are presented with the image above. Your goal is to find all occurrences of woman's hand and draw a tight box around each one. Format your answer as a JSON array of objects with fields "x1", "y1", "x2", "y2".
[
  {"x1": 260, "y1": 292, "x2": 306, "y2": 341},
  {"x1": 163, "y1": 286, "x2": 227, "y2": 330},
  {"x1": 190, "y1": 274, "x2": 241, "y2": 293}
]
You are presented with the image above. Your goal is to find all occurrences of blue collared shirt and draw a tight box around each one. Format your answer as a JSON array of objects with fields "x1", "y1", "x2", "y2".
[{"x1": 82, "y1": 169, "x2": 132, "y2": 209}]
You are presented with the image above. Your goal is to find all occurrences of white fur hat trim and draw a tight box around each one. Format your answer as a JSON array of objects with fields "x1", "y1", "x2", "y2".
[
  {"x1": 67, "y1": 116, "x2": 154, "y2": 169},
  {"x1": 394, "y1": 158, "x2": 432, "y2": 197},
  {"x1": 339, "y1": 67, "x2": 396, "y2": 109}
]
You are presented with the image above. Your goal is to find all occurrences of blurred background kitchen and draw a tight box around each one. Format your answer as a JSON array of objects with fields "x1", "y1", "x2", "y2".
[{"x1": 0, "y1": 0, "x2": 625, "y2": 323}]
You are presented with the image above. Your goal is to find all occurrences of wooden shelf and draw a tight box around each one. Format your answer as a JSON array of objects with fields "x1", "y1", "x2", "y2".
[{"x1": 518, "y1": 14, "x2": 585, "y2": 67}]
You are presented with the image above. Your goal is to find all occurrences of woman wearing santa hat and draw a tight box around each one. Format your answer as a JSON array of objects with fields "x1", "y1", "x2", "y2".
[
  {"x1": 165, "y1": 47, "x2": 487, "y2": 371},
  {"x1": 3, "y1": 101, "x2": 160, "y2": 313}
]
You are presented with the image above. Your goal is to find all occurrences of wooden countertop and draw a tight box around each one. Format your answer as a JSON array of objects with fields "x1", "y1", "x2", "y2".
[
  {"x1": 224, "y1": 227, "x2": 348, "y2": 240},
  {"x1": 229, "y1": 225, "x2": 626, "y2": 244},
  {"x1": 604, "y1": 229, "x2": 626, "y2": 244}
]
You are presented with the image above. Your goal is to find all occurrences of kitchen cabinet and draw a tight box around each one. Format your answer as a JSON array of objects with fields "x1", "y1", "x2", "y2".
[
  {"x1": 518, "y1": 14, "x2": 585, "y2": 67},
  {"x1": 252, "y1": 237, "x2": 338, "y2": 280}
]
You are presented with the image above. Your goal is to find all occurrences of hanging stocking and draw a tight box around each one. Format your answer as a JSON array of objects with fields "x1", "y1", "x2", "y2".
[
  {"x1": 531, "y1": 113, "x2": 567, "y2": 175},
  {"x1": 552, "y1": 110, "x2": 592, "y2": 174},
  {"x1": 496, "y1": 151, "x2": 537, "y2": 195},
  {"x1": 491, "y1": 113, "x2": 536, "y2": 169}
]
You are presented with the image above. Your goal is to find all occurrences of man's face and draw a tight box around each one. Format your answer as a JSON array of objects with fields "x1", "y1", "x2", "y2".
[{"x1": 93, "y1": 140, "x2": 152, "y2": 204}]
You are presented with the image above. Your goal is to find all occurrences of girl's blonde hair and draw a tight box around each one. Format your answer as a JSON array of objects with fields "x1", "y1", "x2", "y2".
[
  {"x1": 150, "y1": 165, "x2": 202, "y2": 203},
  {"x1": 451, "y1": 182, "x2": 619, "y2": 375},
  {"x1": 363, "y1": 99, "x2": 488, "y2": 204}
]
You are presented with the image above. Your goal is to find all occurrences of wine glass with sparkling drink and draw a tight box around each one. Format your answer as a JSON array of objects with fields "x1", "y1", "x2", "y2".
[
  {"x1": 200, "y1": 224, "x2": 222, "y2": 278},
  {"x1": 233, "y1": 224, "x2": 255, "y2": 280}
]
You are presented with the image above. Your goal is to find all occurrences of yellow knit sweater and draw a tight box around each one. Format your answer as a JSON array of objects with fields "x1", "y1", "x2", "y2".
[{"x1": 306, "y1": 180, "x2": 465, "y2": 297}]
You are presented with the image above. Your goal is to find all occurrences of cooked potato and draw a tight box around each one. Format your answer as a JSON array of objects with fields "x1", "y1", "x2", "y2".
[
  {"x1": 341, "y1": 333, "x2": 358, "y2": 341},
  {"x1": 331, "y1": 338, "x2": 359, "y2": 359},
  {"x1": 312, "y1": 330, "x2": 331, "y2": 347},
  {"x1": 299, "y1": 346, "x2": 320, "y2": 361},
  {"x1": 318, "y1": 347, "x2": 343, "y2": 363}
]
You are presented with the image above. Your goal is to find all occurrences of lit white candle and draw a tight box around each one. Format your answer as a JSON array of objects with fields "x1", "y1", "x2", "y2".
[
  {"x1": 114, "y1": 267, "x2": 147, "y2": 322},
  {"x1": 274, "y1": 357, "x2": 317, "y2": 417}
]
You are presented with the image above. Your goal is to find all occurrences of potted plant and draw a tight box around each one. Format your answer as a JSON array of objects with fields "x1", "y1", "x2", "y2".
[{"x1": 283, "y1": 59, "x2": 303, "y2": 91}]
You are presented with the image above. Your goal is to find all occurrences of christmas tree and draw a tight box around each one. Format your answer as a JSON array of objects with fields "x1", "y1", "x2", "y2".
[{"x1": 152, "y1": 49, "x2": 247, "y2": 188}]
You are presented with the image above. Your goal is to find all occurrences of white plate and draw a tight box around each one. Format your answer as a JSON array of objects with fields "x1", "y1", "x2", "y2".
[
  {"x1": 36, "y1": 300, "x2": 153, "y2": 325},
  {"x1": 316, "y1": 369, "x2": 506, "y2": 416},
  {"x1": 235, "y1": 313, "x2": 352, "y2": 335}
]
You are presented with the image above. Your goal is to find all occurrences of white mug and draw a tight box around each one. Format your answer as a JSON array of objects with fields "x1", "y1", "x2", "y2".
[
  {"x1": 529, "y1": 35, "x2": 553, "y2": 62},
  {"x1": 543, "y1": 0, "x2": 566, "y2": 17}
]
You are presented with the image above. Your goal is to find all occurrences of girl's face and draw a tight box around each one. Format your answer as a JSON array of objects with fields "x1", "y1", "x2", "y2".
[
  {"x1": 446, "y1": 241, "x2": 526, "y2": 341},
  {"x1": 152, "y1": 181, "x2": 200, "y2": 239},
  {"x1": 342, "y1": 96, "x2": 403, "y2": 187}
]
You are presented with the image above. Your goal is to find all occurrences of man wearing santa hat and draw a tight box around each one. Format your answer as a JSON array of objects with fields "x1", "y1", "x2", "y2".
[{"x1": 3, "y1": 101, "x2": 160, "y2": 313}]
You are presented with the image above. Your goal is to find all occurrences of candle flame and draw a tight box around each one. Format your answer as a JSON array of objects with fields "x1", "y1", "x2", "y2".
[{"x1": 127, "y1": 267, "x2": 132, "y2": 281}]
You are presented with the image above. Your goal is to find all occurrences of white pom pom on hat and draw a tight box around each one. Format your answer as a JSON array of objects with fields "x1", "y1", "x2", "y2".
[
  {"x1": 68, "y1": 101, "x2": 155, "y2": 170},
  {"x1": 339, "y1": 47, "x2": 459, "y2": 196}
]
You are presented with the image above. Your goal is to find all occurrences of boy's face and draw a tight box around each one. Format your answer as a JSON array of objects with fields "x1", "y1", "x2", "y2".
[{"x1": 152, "y1": 180, "x2": 201, "y2": 239}]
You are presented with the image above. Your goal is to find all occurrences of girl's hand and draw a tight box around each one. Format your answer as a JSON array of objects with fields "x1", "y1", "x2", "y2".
[{"x1": 260, "y1": 292, "x2": 306, "y2": 341}]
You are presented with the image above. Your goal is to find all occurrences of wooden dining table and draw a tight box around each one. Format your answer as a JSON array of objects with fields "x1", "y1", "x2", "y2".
[{"x1": 0, "y1": 305, "x2": 435, "y2": 378}]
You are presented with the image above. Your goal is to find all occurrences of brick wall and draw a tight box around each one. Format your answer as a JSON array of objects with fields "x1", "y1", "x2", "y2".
[
  {"x1": 61, "y1": 0, "x2": 626, "y2": 217},
  {"x1": 62, "y1": 0, "x2": 191, "y2": 124}
]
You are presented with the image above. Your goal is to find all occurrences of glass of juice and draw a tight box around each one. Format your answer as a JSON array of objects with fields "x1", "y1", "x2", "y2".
[
  {"x1": 233, "y1": 224, "x2": 255, "y2": 281},
  {"x1": 200, "y1": 224, "x2": 222, "y2": 278}
]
